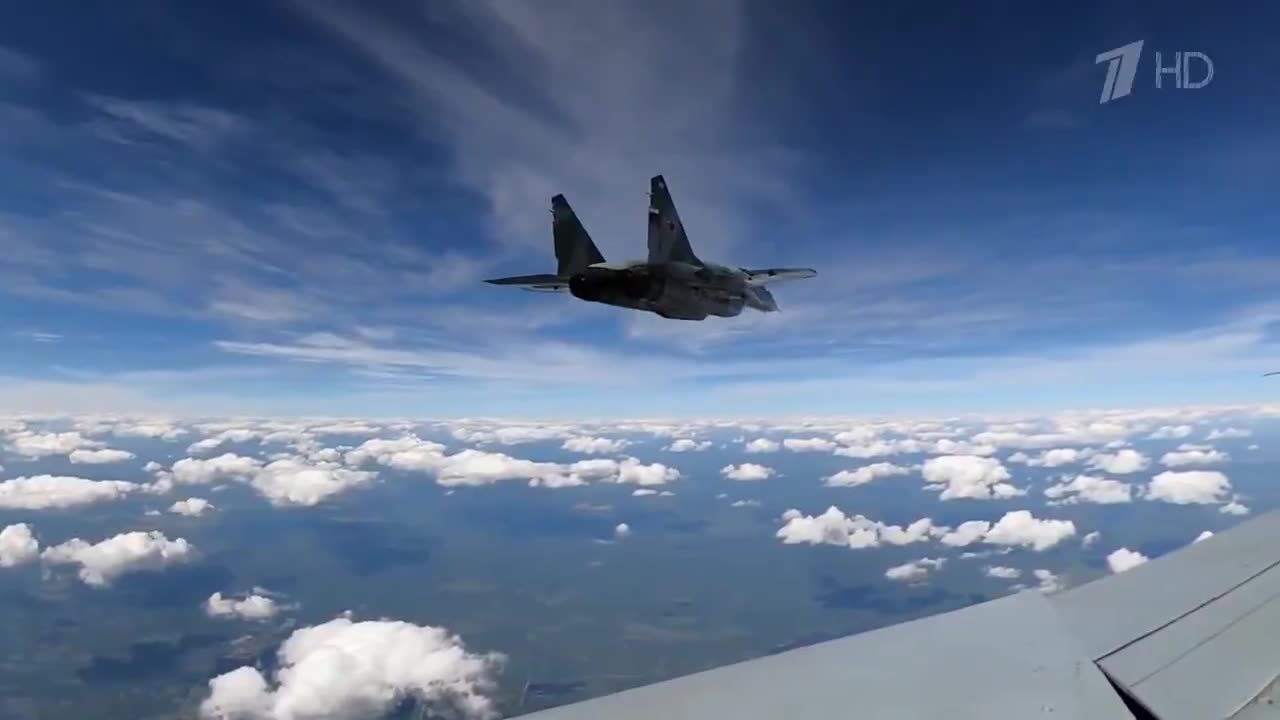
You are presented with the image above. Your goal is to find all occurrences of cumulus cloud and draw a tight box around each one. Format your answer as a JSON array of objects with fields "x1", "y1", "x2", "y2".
[
  {"x1": 833, "y1": 438, "x2": 925, "y2": 459},
  {"x1": 885, "y1": 557, "x2": 945, "y2": 582},
  {"x1": 721, "y1": 463, "x2": 774, "y2": 481},
  {"x1": 188, "y1": 428, "x2": 260, "y2": 455},
  {"x1": 984, "y1": 565, "x2": 1021, "y2": 579},
  {"x1": 205, "y1": 591, "x2": 281, "y2": 621},
  {"x1": 1207, "y1": 427, "x2": 1252, "y2": 440},
  {"x1": 0, "y1": 523, "x2": 40, "y2": 567},
  {"x1": 939, "y1": 511, "x2": 1075, "y2": 551},
  {"x1": 42, "y1": 531, "x2": 194, "y2": 587},
  {"x1": 1082, "y1": 531, "x2": 1101, "y2": 547},
  {"x1": 1087, "y1": 449, "x2": 1150, "y2": 475},
  {"x1": 1034, "y1": 569, "x2": 1063, "y2": 593},
  {"x1": 1107, "y1": 548, "x2": 1149, "y2": 573},
  {"x1": 776, "y1": 507, "x2": 942, "y2": 550},
  {"x1": 68, "y1": 448, "x2": 136, "y2": 464},
  {"x1": 1043, "y1": 475, "x2": 1133, "y2": 505},
  {"x1": 1193, "y1": 530, "x2": 1214, "y2": 544},
  {"x1": 1220, "y1": 499, "x2": 1251, "y2": 515},
  {"x1": 824, "y1": 462, "x2": 909, "y2": 488},
  {"x1": 1013, "y1": 448, "x2": 1094, "y2": 467},
  {"x1": 1148, "y1": 425, "x2": 1192, "y2": 439},
  {"x1": 162, "y1": 451, "x2": 378, "y2": 507},
  {"x1": 614, "y1": 523, "x2": 631, "y2": 539},
  {"x1": 667, "y1": 438, "x2": 711, "y2": 452},
  {"x1": 1160, "y1": 446, "x2": 1228, "y2": 467},
  {"x1": 612, "y1": 458, "x2": 680, "y2": 486},
  {"x1": 110, "y1": 420, "x2": 188, "y2": 440},
  {"x1": 561, "y1": 436, "x2": 629, "y2": 454},
  {"x1": 4, "y1": 431, "x2": 103, "y2": 458},
  {"x1": 730, "y1": 499, "x2": 761, "y2": 508},
  {"x1": 0, "y1": 475, "x2": 143, "y2": 510},
  {"x1": 169, "y1": 453, "x2": 263, "y2": 485},
  {"x1": 782, "y1": 437, "x2": 837, "y2": 453},
  {"x1": 308, "y1": 421, "x2": 382, "y2": 436},
  {"x1": 940, "y1": 521, "x2": 991, "y2": 548},
  {"x1": 450, "y1": 424, "x2": 574, "y2": 446},
  {"x1": 921, "y1": 456, "x2": 1023, "y2": 500},
  {"x1": 346, "y1": 436, "x2": 678, "y2": 488},
  {"x1": 170, "y1": 497, "x2": 214, "y2": 517},
  {"x1": 930, "y1": 439, "x2": 996, "y2": 456},
  {"x1": 199, "y1": 617, "x2": 504, "y2": 720},
  {"x1": 984, "y1": 511, "x2": 1076, "y2": 551},
  {"x1": 1147, "y1": 471, "x2": 1232, "y2": 505},
  {"x1": 743, "y1": 438, "x2": 780, "y2": 453},
  {"x1": 249, "y1": 458, "x2": 378, "y2": 507},
  {"x1": 972, "y1": 420, "x2": 1131, "y2": 449}
]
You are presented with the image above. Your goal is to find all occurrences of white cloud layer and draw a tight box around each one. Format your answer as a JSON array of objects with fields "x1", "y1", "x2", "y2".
[
  {"x1": 169, "y1": 453, "x2": 263, "y2": 485},
  {"x1": 5, "y1": 431, "x2": 103, "y2": 458},
  {"x1": 1107, "y1": 547, "x2": 1150, "y2": 573},
  {"x1": 249, "y1": 458, "x2": 377, "y2": 507},
  {"x1": 1087, "y1": 449, "x2": 1150, "y2": 475},
  {"x1": 1149, "y1": 425, "x2": 1192, "y2": 439},
  {"x1": 1160, "y1": 446, "x2": 1228, "y2": 467},
  {"x1": 1044, "y1": 474, "x2": 1133, "y2": 505},
  {"x1": 1011, "y1": 447, "x2": 1094, "y2": 467},
  {"x1": 1207, "y1": 427, "x2": 1251, "y2": 440},
  {"x1": 777, "y1": 506, "x2": 1075, "y2": 553},
  {"x1": 42, "y1": 530, "x2": 194, "y2": 587},
  {"x1": 0, "y1": 523, "x2": 40, "y2": 567},
  {"x1": 782, "y1": 437, "x2": 837, "y2": 453},
  {"x1": 825, "y1": 462, "x2": 909, "y2": 487},
  {"x1": 170, "y1": 497, "x2": 214, "y2": 516},
  {"x1": 885, "y1": 557, "x2": 945, "y2": 582},
  {"x1": 983, "y1": 511, "x2": 1076, "y2": 551},
  {"x1": 200, "y1": 617, "x2": 504, "y2": 720},
  {"x1": 721, "y1": 463, "x2": 774, "y2": 481},
  {"x1": 743, "y1": 438, "x2": 780, "y2": 453},
  {"x1": 561, "y1": 436, "x2": 629, "y2": 454},
  {"x1": 1147, "y1": 470, "x2": 1232, "y2": 505},
  {"x1": 776, "y1": 507, "x2": 944, "y2": 550},
  {"x1": 345, "y1": 436, "x2": 678, "y2": 488},
  {"x1": 68, "y1": 448, "x2": 136, "y2": 464},
  {"x1": 0, "y1": 475, "x2": 143, "y2": 510},
  {"x1": 205, "y1": 591, "x2": 281, "y2": 621},
  {"x1": 920, "y1": 455, "x2": 1023, "y2": 500}
]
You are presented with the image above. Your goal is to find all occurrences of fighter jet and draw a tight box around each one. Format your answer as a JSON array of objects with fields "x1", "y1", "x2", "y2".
[{"x1": 484, "y1": 175, "x2": 817, "y2": 320}]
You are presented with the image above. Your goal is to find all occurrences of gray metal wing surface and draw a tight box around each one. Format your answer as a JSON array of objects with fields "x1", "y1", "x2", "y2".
[{"x1": 515, "y1": 509, "x2": 1280, "y2": 719}]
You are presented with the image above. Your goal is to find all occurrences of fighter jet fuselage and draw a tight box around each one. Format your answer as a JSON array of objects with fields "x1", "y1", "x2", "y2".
[
  {"x1": 484, "y1": 175, "x2": 815, "y2": 321},
  {"x1": 566, "y1": 260, "x2": 774, "y2": 321}
]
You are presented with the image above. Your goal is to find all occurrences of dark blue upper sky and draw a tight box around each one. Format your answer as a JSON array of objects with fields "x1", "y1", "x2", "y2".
[{"x1": 2, "y1": 0, "x2": 1278, "y2": 417}]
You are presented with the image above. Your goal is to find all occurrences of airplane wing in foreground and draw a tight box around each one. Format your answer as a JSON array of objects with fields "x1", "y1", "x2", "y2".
[
  {"x1": 516, "y1": 509, "x2": 1280, "y2": 719},
  {"x1": 484, "y1": 274, "x2": 570, "y2": 293},
  {"x1": 741, "y1": 268, "x2": 818, "y2": 285}
]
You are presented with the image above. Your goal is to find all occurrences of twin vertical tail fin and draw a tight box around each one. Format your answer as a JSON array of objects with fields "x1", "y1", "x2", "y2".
[
  {"x1": 647, "y1": 175, "x2": 702, "y2": 267},
  {"x1": 552, "y1": 194, "x2": 605, "y2": 276}
]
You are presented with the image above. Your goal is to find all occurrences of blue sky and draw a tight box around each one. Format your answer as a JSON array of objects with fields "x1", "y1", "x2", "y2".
[{"x1": 2, "y1": 1, "x2": 1279, "y2": 417}]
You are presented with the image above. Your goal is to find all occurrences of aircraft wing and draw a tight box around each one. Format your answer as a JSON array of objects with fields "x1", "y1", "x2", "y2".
[
  {"x1": 484, "y1": 274, "x2": 570, "y2": 293},
  {"x1": 515, "y1": 509, "x2": 1280, "y2": 719},
  {"x1": 741, "y1": 267, "x2": 817, "y2": 285}
]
